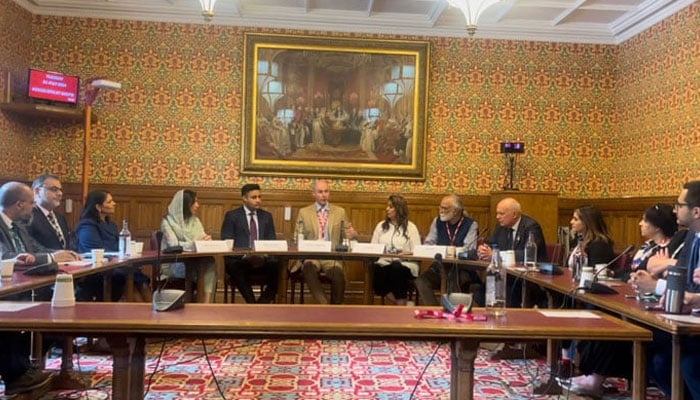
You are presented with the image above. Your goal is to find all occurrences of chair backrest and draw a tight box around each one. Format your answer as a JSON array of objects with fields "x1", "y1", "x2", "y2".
[
  {"x1": 612, "y1": 251, "x2": 633, "y2": 276},
  {"x1": 546, "y1": 243, "x2": 564, "y2": 265},
  {"x1": 150, "y1": 231, "x2": 159, "y2": 251}
]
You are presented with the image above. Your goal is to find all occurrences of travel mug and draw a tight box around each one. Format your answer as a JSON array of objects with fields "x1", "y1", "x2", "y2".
[{"x1": 663, "y1": 266, "x2": 687, "y2": 314}]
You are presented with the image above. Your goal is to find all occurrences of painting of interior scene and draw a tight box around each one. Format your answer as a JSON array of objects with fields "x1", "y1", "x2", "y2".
[{"x1": 253, "y1": 47, "x2": 419, "y2": 165}]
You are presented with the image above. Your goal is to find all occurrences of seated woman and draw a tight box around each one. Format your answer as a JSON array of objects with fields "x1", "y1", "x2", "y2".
[
  {"x1": 628, "y1": 204, "x2": 682, "y2": 279},
  {"x1": 76, "y1": 190, "x2": 151, "y2": 302},
  {"x1": 370, "y1": 194, "x2": 422, "y2": 305},
  {"x1": 160, "y1": 189, "x2": 217, "y2": 303},
  {"x1": 566, "y1": 204, "x2": 686, "y2": 396}
]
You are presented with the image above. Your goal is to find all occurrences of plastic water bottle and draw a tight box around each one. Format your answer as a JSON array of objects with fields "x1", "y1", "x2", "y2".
[
  {"x1": 524, "y1": 232, "x2": 538, "y2": 269},
  {"x1": 485, "y1": 245, "x2": 506, "y2": 316},
  {"x1": 118, "y1": 219, "x2": 131, "y2": 259}
]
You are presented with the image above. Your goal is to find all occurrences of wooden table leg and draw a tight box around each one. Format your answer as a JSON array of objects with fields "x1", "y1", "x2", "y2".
[
  {"x1": 671, "y1": 334, "x2": 684, "y2": 400},
  {"x1": 129, "y1": 336, "x2": 146, "y2": 399},
  {"x1": 277, "y1": 256, "x2": 290, "y2": 304},
  {"x1": 363, "y1": 260, "x2": 374, "y2": 305},
  {"x1": 631, "y1": 339, "x2": 646, "y2": 400},
  {"x1": 107, "y1": 335, "x2": 132, "y2": 400},
  {"x1": 450, "y1": 339, "x2": 479, "y2": 400}
]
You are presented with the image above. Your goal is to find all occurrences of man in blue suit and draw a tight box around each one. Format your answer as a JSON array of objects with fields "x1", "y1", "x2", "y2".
[{"x1": 221, "y1": 183, "x2": 279, "y2": 303}]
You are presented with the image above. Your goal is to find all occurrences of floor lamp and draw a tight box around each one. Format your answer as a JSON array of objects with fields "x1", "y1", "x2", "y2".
[{"x1": 82, "y1": 78, "x2": 121, "y2": 200}]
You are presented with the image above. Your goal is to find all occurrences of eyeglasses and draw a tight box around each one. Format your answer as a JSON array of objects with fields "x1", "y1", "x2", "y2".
[
  {"x1": 674, "y1": 202, "x2": 689, "y2": 211},
  {"x1": 41, "y1": 186, "x2": 63, "y2": 193}
]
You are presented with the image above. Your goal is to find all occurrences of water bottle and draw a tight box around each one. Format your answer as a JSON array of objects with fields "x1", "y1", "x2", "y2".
[
  {"x1": 118, "y1": 219, "x2": 132, "y2": 259},
  {"x1": 485, "y1": 245, "x2": 506, "y2": 316},
  {"x1": 524, "y1": 232, "x2": 538, "y2": 269},
  {"x1": 295, "y1": 220, "x2": 305, "y2": 246}
]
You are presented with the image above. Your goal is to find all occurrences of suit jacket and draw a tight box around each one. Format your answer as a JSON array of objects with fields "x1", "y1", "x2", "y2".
[
  {"x1": 295, "y1": 203, "x2": 349, "y2": 248},
  {"x1": 220, "y1": 206, "x2": 277, "y2": 249},
  {"x1": 0, "y1": 217, "x2": 52, "y2": 265},
  {"x1": 486, "y1": 214, "x2": 547, "y2": 262},
  {"x1": 676, "y1": 228, "x2": 700, "y2": 293},
  {"x1": 27, "y1": 206, "x2": 71, "y2": 250}
]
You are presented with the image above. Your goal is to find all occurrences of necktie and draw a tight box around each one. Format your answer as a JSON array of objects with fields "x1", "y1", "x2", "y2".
[
  {"x1": 47, "y1": 212, "x2": 66, "y2": 248},
  {"x1": 317, "y1": 208, "x2": 328, "y2": 240},
  {"x1": 688, "y1": 234, "x2": 700, "y2": 285},
  {"x1": 10, "y1": 223, "x2": 26, "y2": 253},
  {"x1": 505, "y1": 228, "x2": 515, "y2": 250},
  {"x1": 249, "y1": 212, "x2": 258, "y2": 246}
]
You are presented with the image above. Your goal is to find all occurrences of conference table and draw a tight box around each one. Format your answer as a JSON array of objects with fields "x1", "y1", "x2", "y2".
[
  {"x1": 0, "y1": 302, "x2": 651, "y2": 400},
  {"x1": 511, "y1": 265, "x2": 700, "y2": 400}
]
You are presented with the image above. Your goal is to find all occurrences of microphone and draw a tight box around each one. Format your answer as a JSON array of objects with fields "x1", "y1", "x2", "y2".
[
  {"x1": 582, "y1": 244, "x2": 635, "y2": 294},
  {"x1": 152, "y1": 230, "x2": 186, "y2": 311},
  {"x1": 155, "y1": 231, "x2": 164, "y2": 293},
  {"x1": 458, "y1": 226, "x2": 488, "y2": 260}
]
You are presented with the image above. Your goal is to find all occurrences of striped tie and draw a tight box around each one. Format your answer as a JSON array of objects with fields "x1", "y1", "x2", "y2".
[
  {"x1": 47, "y1": 212, "x2": 66, "y2": 248},
  {"x1": 10, "y1": 223, "x2": 26, "y2": 253},
  {"x1": 317, "y1": 208, "x2": 328, "y2": 240}
]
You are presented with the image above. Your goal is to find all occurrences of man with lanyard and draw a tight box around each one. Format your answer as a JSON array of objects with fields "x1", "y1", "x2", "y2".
[{"x1": 414, "y1": 194, "x2": 479, "y2": 306}]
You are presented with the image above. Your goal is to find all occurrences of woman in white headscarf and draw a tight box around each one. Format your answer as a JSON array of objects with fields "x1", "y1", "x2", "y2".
[{"x1": 160, "y1": 189, "x2": 217, "y2": 303}]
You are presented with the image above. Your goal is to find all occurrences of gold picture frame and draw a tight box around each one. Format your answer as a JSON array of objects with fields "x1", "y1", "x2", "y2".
[{"x1": 242, "y1": 33, "x2": 430, "y2": 180}]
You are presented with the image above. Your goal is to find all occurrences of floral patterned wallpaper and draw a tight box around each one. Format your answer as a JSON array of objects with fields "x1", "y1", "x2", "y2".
[{"x1": 0, "y1": 0, "x2": 697, "y2": 198}]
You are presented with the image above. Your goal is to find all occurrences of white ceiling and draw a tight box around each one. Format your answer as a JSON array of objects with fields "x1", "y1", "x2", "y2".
[{"x1": 12, "y1": 0, "x2": 696, "y2": 44}]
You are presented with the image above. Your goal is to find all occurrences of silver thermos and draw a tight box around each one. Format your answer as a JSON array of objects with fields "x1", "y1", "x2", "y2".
[{"x1": 663, "y1": 266, "x2": 687, "y2": 314}]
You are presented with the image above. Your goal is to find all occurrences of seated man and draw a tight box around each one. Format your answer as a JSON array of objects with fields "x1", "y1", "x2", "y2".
[
  {"x1": 0, "y1": 181, "x2": 80, "y2": 395},
  {"x1": 477, "y1": 197, "x2": 547, "y2": 307},
  {"x1": 414, "y1": 194, "x2": 479, "y2": 306},
  {"x1": 294, "y1": 180, "x2": 356, "y2": 304},
  {"x1": 221, "y1": 183, "x2": 279, "y2": 303}
]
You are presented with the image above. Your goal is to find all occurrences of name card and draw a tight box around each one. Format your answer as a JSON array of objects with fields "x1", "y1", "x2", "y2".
[
  {"x1": 351, "y1": 242, "x2": 385, "y2": 255},
  {"x1": 194, "y1": 240, "x2": 230, "y2": 253},
  {"x1": 413, "y1": 245, "x2": 447, "y2": 259},
  {"x1": 298, "y1": 240, "x2": 332, "y2": 253},
  {"x1": 254, "y1": 240, "x2": 289, "y2": 252}
]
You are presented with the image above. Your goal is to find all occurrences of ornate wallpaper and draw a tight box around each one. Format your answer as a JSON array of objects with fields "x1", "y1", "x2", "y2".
[{"x1": 0, "y1": 1, "x2": 697, "y2": 198}]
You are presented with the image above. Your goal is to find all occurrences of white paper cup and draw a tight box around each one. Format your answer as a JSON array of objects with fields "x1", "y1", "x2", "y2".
[
  {"x1": 51, "y1": 273, "x2": 75, "y2": 307},
  {"x1": 91, "y1": 248, "x2": 105, "y2": 266},
  {"x1": 501, "y1": 250, "x2": 515, "y2": 267},
  {"x1": 595, "y1": 263, "x2": 608, "y2": 278},
  {"x1": 130, "y1": 241, "x2": 144, "y2": 256},
  {"x1": 225, "y1": 239, "x2": 234, "y2": 250},
  {"x1": 1, "y1": 260, "x2": 15, "y2": 279}
]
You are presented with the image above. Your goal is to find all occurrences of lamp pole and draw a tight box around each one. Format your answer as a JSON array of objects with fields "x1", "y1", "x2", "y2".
[{"x1": 82, "y1": 81, "x2": 101, "y2": 202}]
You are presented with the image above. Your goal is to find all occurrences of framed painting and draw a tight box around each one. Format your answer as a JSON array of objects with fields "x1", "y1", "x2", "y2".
[{"x1": 242, "y1": 33, "x2": 430, "y2": 180}]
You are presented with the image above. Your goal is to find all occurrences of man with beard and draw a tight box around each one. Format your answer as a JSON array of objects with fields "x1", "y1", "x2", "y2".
[
  {"x1": 0, "y1": 181, "x2": 78, "y2": 396},
  {"x1": 27, "y1": 174, "x2": 72, "y2": 251},
  {"x1": 414, "y1": 194, "x2": 479, "y2": 306}
]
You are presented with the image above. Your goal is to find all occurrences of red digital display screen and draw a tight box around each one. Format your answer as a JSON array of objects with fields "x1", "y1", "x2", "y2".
[{"x1": 27, "y1": 69, "x2": 80, "y2": 105}]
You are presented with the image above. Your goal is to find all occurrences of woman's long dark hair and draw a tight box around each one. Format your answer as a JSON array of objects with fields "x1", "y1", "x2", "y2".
[
  {"x1": 575, "y1": 205, "x2": 613, "y2": 250},
  {"x1": 80, "y1": 190, "x2": 112, "y2": 222},
  {"x1": 182, "y1": 189, "x2": 197, "y2": 221},
  {"x1": 382, "y1": 194, "x2": 409, "y2": 238}
]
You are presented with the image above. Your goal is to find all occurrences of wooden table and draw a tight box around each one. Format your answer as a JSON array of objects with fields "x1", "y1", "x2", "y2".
[
  {"x1": 0, "y1": 302, "x2": 650, "y2": 400},
  {"x1": 511, "y1": 266, "x2": 700, "y2": 400}
]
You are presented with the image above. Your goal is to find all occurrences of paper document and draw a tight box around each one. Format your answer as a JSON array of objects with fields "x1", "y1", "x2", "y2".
[
  {"x1": 539, "y1": 310, "x2": 601, "y2": 319},
  {"x1": 0, "y1": 302, "x2": 40, "y2": 312},
  {"x1": 660, "y1": 314, "x2": 700, "y2": 324}
]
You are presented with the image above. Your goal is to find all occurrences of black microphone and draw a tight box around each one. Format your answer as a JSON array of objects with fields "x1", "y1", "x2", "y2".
[{"x1": 594, "y1": 244, "x2": 635, "y2": 280}]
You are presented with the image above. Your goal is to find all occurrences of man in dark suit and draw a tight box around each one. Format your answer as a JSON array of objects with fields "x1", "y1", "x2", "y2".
[
  {"x1": 477, "y1": 197, "x2": 547, "y2": 264},
  {"x1": 27, "y1": 174, "x2": 72, "y2": 251},
  {"x1": 0, "y1": 181, "x2": 81, "y2": 396},
  {"x1": 221, "y1": 183, "x2": 279, "y2": 303}
]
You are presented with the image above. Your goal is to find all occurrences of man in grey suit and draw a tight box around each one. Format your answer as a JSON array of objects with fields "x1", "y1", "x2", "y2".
[
  {"x1": 27, "y1": 174, "x2": 72, "y2": 251},
  {"x1": 294, "y1": 180, "x2": 356, "y2": 304}
]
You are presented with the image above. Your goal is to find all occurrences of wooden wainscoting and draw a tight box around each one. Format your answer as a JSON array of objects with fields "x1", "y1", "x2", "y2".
[{"x1": 29, "y1": 181, "x2": 676, "y2": 302}]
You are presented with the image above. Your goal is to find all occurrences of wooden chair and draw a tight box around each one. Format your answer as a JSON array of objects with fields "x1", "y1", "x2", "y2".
[{"x1": 223, "y1": 261, "x2": 272, "y2": 303}]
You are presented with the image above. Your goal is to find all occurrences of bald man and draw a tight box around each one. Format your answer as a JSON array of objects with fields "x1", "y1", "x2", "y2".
[{"x1": 477, "y1": 197, "x2": 546, "y2": 264}]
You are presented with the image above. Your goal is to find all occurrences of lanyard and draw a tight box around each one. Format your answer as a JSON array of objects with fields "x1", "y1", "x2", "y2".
[{"x1": 444, "y1": 217, "x2": 464, "y2": 245}]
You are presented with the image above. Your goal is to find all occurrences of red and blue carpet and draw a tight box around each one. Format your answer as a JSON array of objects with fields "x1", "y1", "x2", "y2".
[{"x1": 25, "y1": 339, "x2": 664, "y2": 399}]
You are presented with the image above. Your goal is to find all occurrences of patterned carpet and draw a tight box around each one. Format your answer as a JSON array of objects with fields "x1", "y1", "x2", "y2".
[{"x1": 19, "y1": 339, "x2": 664, "y2": 399}]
